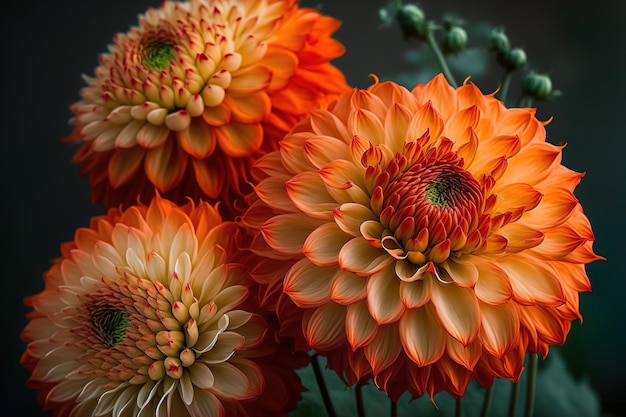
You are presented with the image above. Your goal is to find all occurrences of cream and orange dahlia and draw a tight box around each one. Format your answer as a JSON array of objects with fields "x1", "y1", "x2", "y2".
[
  {"x1": 21, "y1": 195, "x2": 307, "y2": 417},
  {"x1": 67, "y1": 0, "x2": 349, "y2": 215},
  {"x1": 240, "y1": 74, "x2": 603, "y2": 399}
]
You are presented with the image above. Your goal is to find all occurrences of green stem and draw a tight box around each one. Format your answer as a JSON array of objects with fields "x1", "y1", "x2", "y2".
[
  {"x1": 524, "y1": 354, "x2": 539, "y2": 417},
  {"x1": 356, "y1": 381, "x2": 366, "y2": 417},
  {"x1": 425, "y1": 30, "x2": 457, "y2": 86},
  {"x1": 311, "y1": 354, "x2": 337, "y2": 417},
  {"x1": 518, "y1": 95, "x2": 533, "y2": 108},
  {"x1": 480, "y1": 385, "x2": 495, "y2": 417},
  {"x1": 498, "y1": 70, "x2": 513, "y2": 104},
  {"x1": 508, "y1": 379, "x2": 521, "y2": 417},
  {"x1": 456, "y1": 396, "x2": 464, "y2": 417}
]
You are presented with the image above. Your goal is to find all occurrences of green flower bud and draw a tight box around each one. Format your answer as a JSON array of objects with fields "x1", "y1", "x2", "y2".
[
  {"x1": 500, "y1": 47, "x2": 527, "y2": 70},
  {"x1": 489, "y1": 29, "x2": 510, "y2": 53},
  {"x1": 396, "y1": 4, "x2": 427, "y2": 40},
  {"x1": 522, "y1": 72, "x2": 553, "y2": 100},
  {"x1": 443, "y1": 26, "x2": 468, "y2": 54}
]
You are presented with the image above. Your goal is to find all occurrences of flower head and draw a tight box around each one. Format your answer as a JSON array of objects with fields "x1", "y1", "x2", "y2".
[
  {"x1": 21, "y1": 195, "x2": 307, "y2": 417},
  {"x1": 67, "y1": 0, "x2": 349, "y2": 216},
  {"x1": 240, "y1": 74, "x2": 603, "y2": 399}
]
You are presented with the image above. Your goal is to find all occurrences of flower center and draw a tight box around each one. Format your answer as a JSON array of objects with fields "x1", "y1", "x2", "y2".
[
  {"x1": 142, "y1": 41, "x2": 176, "y2": 70},
  {"x1": 425, "y1": 177, "x2": 455, "y2": 207},
  {"x1": 376, "y1": 159, "x2": 484, "y2": 269},
  {"x1": 90, "y1": 308, "x2": 130, "y2": 348}
]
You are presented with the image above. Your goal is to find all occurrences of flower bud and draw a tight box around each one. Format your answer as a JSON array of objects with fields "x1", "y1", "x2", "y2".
[
  {"x1": 500, "y1": 47, "x2": 527, "y2": 70},
  {"x1": 396, "y1": 4, "x2": 427, "y2": 40},
  {"x1": 522, "y1": 72, "x2": 553, "y2": 100},
  {"x1": 443, "y1": 26, "x2": 468, "y2": 54},
  {"x1": 489, "y1": 29, "x2": 510, "y2": 53}
]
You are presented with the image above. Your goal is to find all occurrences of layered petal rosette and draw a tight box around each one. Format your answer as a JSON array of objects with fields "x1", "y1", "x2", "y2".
[
  {"x1": 240, "y1": 74, "x2": 603, "y2": 399},
  {"x1": 67, "y1": 0, "x2": 349, "y2": 216},
  {"x1": 21, "y1": 195, "x2": 307, "y2": 417}
]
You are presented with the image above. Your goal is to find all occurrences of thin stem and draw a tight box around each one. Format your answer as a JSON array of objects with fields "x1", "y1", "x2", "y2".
[
  {"x1": 390, "y1": 398, "x2": 397, "y2": 417},
  {"x1": 480, "y1": 385, "x2": 495, "y2": 417},
  {"x1": 356, "y1": 381, "x2": 366, "y2": 417},
  {"x1": 498, "y1": 70, "x2": 513, "y2": 103},
  {"x1": 455, "y1": 396, "x2": 464, "y2": 417},
  {"x1": 517, "y1": 95, "x2": 533, "y2": 108},
  {"x1": 311, "y1": 354, "x2": 337, "y2": 417},
  {"x1": 425, "y1": 30, "x2": 457, "y2": 86},
  {"x1": 524, "y1": 354, "x2": 539, "y2": 417},
  {"x1": 508, "y1": 379, "x2": 521, "y2": 417}
]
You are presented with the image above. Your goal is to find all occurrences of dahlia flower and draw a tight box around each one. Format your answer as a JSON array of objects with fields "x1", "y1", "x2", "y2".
[
  {"x1": 240, "y1": 74, "x2": 602, "y2": 400},
  {"x1": 21, "y1": 195, "x2": 307, "y2": 417},
  {"x1": 67, "y1": 0, "x2": 349, "y2": 215}
]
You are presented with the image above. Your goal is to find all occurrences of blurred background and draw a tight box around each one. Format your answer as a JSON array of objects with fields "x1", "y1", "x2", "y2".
[{"x1": 2, "y1": 0, "x2": 624, "y2": 416}]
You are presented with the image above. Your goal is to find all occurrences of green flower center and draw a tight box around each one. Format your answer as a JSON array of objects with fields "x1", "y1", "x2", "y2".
[
  {"x1": 91, "y1": 309, "x2": 130, "y2": 348},
  {"x1": 425, "y1": 177, "x2": 454, "y2": 207},
  {"x1": 142, "y1": 42, "x2": 175, "y2": 71}
]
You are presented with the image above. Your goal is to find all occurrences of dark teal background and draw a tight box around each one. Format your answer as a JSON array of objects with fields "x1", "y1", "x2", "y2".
[{"x1": 2, "y1": 1, "x2": 624, "y2": 416}]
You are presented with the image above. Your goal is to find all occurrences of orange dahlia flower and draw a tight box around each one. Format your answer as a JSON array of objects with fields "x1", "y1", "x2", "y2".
[
  {"x1": 67, "y1": 0, "x2": 349, "y2": 216},
  {"x1": 21, "y1": 195, "x2": 307, "y2": 417},
  {"x1": 240, "y1": 74, "x2": 603, "y2": 400}
]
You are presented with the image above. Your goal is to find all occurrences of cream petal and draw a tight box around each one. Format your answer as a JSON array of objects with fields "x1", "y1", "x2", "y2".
[
  {"x1": 480, "y1": 301, "x2": 520, "y2": 358},
  {"x1": 399, "y1": 278, "x2": 432, "y2": 309},
  {"x1": 200, "y1": 331, "x2": 245, "y2": 364},
  {"x1": 431, "y1": 281, "x2": 480, "y2": 345},
  {"x1": 303, "y1": 223, "x2": 350, "y2": 266},
  {"x1": 284, "y1": 258, "x2": 334, "y2": 308},
  {"x1": 189, "y1": 363, "x2": 215, "y2": 389},
  {"x1": 440, "y1": 258, "x2": 479, "y2": 287},
  {"x1": 366, "y1": 267, "x2": 404, "y2": 324},
  {"x1": 345, "y1": 300, "x2": 379, "y2": 349},
  {"x1": 329, "y1": 270, "x2": 368, "y2": 305},
  {"x1": 399, "y1": 305, "x2": 445, "y2": 366},
  {"x1": 209, "y1": 362, "x2": 252, "y2": 400},
  {"x1": 334, "y1": 203, "x2": 377, "y2": 237},
  {"x1": 186, "y1": 387, "x2": 223, "y2": 417},
  {"x1": 338, "y1": 237, "x2": 391, "y2": 275}
]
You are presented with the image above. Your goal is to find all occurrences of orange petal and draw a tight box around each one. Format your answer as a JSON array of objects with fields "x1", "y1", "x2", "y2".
[
  {"x1": 286, "y1": 171, "x2": 338, "y2": 218},
  {"x1": 480, "y1": 301, "x2": 520, "y2": 358},
  {"x1": 330, "y1": 270, "x2": 368, "y2": 305},
  {"x1": 346, "y1": 300, "x2": 379, "y2": 350},
  {"x1": 431, "y1": 281, "x2": 480, "y2": 345},
  {"x1": 215, "y1": 122, "x2": 263, "y2": 157},
  {"x1": 399, "y1": 304, "x2": 445, "y2": 366},
  {"x1": 304, "y1": 303, "x2": 347, "y2": 350},
  {"x1": 363, "y1": 323, "x2": 402, "y2": 374},
  {"x1": 399, "y1": 278, "x2": 432, "y2": 309},
  {"x1": 176, "y1": 117, "x2": 217, "y2": 159},
  {"x1": 499, "y1": 256, "x2": 565, "y2": 306},
  {"x1": 223, "y1": 91, "x2": 270, "y2": 124},
  {"x1": 107, "y1": 146, "x2": 145, "y2": 188},
  {"x1": 474, "y1": 261, "x2": 513, "y2": 305},
  {"x1": 144, "y1": 138, "x2": 187, "y2": 192},
  {"x1": 261, "y1": 213, "x2": 324, "y2": 255},
  {"x1": 333, "y1": 203, "x2": 377, "y2": 237}
]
